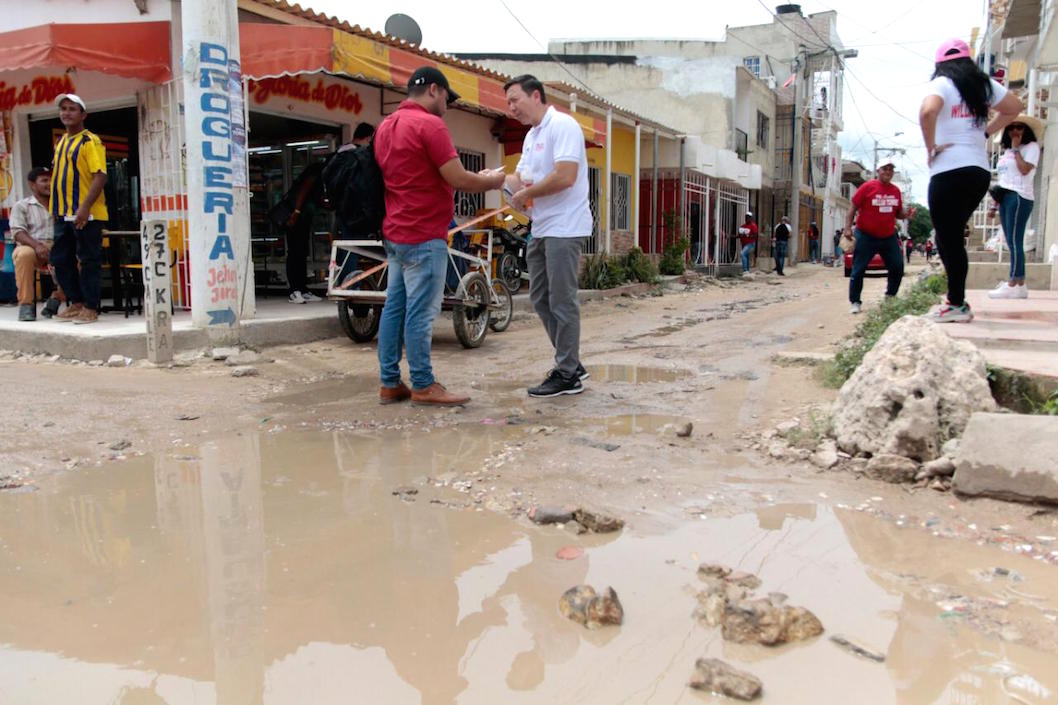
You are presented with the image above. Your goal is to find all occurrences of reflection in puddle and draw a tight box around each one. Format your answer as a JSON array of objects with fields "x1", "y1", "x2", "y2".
[
  {"x1": 266, "y1": 377, "x2": 378, "y2": 406},
  {"x1": 585, "y1": 364, "x2": 691, "y2": 383},
  {"x1": 1, "y1": 431, "x2": 1057, "y2": 704},
  {"x1": 586, "y1": 413, "x2": 690, "y2": 436}
]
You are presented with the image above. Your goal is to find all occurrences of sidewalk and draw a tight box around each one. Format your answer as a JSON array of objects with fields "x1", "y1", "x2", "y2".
[
  {"x1": 942, "y1": 289, "x2": 1058, "y2": 380},
  {"x1": 0, "y1": 281, "x2": 658, "y2": 360}
]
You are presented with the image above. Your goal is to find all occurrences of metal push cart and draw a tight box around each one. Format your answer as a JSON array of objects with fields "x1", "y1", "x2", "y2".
[{"x1": 326, "y1": 208, "x2": 514, "y2": 349}]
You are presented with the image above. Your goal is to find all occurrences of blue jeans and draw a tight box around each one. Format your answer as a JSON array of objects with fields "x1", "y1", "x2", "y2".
[
  {"x1": 774, "y1": 240, "x2": 788, "y2": 274},
  {"x1": 740, "y1": 242, "x2": 755, "y2": 272},
  {"x1": 378, "y1": 238, "x2": 447, "y2": 389},
  {"x1": 50, "y1": 220, "x2": 104, "y2": 310},
  {"x1": 849, "y1": 230, "x2": 904, "y2": 304},
  {"x1": 999, "y1": 192, "x2": 1033, "y2": 280},
  {"x1": 809, "y1": 239, "x2": 820, "y2": 262}
]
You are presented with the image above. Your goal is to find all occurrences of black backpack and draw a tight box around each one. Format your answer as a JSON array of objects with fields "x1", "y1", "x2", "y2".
[{"x1": 322, "y1": 141, "x2": 385, "y2": 238}]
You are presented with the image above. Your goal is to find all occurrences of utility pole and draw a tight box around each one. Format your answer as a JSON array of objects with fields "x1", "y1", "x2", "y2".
[{"x1": 789, "y1": 48, "x2": 805, "y2": 265}]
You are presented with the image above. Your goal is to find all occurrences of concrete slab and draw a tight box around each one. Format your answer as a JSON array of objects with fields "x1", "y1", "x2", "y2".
[
  {"x1": 966, "y1": 261, "x2": 1052, "y2": 290},
  {"x1": 952, "y1": 412, "x2": 1058, "y2": 504},
  {"x1": 937, "y1": 290, "x2": 1058, "y2": 380}
]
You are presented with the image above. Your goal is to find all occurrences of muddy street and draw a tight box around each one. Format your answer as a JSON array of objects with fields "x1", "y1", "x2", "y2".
[{"x1": 2, "y1": 265, "x2": 1057, "y2": 704}]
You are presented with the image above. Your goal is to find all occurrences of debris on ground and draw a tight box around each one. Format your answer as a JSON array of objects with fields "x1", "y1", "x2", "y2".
[
  {"x1": 528, "y1": 506, "x2": 574, "y2": 525},
  {"x1": 676, "y1": 422, "x2": 694, "y2": 438},
  {"x1": 231, "y1": 366, "x2": 259, "y2": 378},
  {"x1": 559, "y1": 585, "x2": 624, "y2": 628},
  {"x1": 866, "y1": 454, "x2": 919, "y2": 483},
  {"x1": 573, "y1": 508, "x2": 625, "y2": 533},
  {"x1": 689, "y1": 658, "x2": 763, "y2": 701},
  {"x1": 211, "y1": 346, "x2": 240, "y2": 361},
  {"x1": 109, "y1": 439, "x2": 132, "y2": 452},
  {"x1": 832, "y1": 316, "x2": 995, "y2": 461},
  {"x1": 556, "y1": 546, "x2": 585, "y2": 560},
  {"x1": 830, "y1": 634, "x2": 886, "y2": 662}
]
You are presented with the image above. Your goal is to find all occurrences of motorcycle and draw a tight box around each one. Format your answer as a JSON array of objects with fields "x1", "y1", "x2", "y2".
[{"x1": 491, "y1": 221, "x2": 530, "y2": 293}]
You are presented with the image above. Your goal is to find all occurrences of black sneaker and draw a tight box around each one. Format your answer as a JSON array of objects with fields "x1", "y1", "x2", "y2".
[
  {"x1": 18, "y1": 304, "x2": 36, "y2": 322},
  {"x1": 528, "y1": 370, "x2": 584, "y2": 398},
  {"x1": 575, "y1": 363, "x2": 589, "y2": 381},
  {"x1": 40, "y1": 298, "x2": 61, "y2": 318}
]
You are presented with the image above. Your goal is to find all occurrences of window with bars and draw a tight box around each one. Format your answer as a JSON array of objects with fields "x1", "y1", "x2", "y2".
[
  {"x1": 453, "y1": 148, "x2": 484, "y2": 218},
  {"x1": 586, "y1": 167, "x2": 601, "y2": 253},
  {"x1": 610, "y1": 173, "x2": 631, "y2": 230},
  {"x1": 735, "y1": 129, "x2": 749, "y2": 163},
  {"x1": 743, "y1": 56, "x2": 760, "y2": 77},
  {"x1": 756, "y1": 111, "x2": 770, "y2": 149}
]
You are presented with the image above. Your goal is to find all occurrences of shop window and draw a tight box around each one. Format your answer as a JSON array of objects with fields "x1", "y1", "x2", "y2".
[
  {"x1": 610, "y1": 173, "x2": 631, "y2": 231},
  {"x1": 756, "y1": 111, "x2": 770, "y2": 149},
  {"x1": 454, "y1": 148, "x2": 484, "y2": 217},
  {"x1": 743, "y1": 56, "x2": 761, "y2": 78}
]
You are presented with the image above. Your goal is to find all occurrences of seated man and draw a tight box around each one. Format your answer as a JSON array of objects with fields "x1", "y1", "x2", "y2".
[{"x1": 11, "y1": 167, "x2": 63, "y2": 321}]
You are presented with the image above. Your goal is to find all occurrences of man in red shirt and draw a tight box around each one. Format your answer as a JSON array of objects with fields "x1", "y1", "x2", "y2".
[
  {"x1": 737, "y1": 212, "x2": 759, "y2": 273},
  {"x1": 843, "y1": 157, "x2": 914, "y2": 314},
  {"x1": 373, "y1": 66, "x2": 505, "y2": 405}
]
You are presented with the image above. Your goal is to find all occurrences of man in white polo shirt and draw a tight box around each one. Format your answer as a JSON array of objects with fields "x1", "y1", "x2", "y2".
[{"x1": 504, "y1": 75, "x2": 593, "y2": 398}]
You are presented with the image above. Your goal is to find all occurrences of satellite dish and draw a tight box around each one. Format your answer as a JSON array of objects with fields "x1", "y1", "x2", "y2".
[{"x1": 385, "y1": 14, "x2": 422, "y2": 45}]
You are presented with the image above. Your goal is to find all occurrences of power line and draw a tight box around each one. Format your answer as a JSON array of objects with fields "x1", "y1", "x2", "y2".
[
  {"x1": 496, "y1": 0, "x2": 601, "y2": 98},
  {"x1": 843, "y1": 67, "x2": 920, "y2": 126}
]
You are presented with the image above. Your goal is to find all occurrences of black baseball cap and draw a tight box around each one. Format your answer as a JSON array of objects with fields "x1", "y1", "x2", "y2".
[{"x1": 409, "y1": 66, "x2": 460, "y2": 104}]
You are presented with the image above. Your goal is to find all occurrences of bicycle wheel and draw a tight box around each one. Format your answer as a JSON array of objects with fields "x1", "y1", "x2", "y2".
[
  {"x1": 337, "y1": 271, "x2": 381, "y2": 343},
  {"x1": 488, "y1": 279, "x2": 513, "y2": 332},
  {"x1": 452, "y1": 271, "x2": 490, "y2": 348}
]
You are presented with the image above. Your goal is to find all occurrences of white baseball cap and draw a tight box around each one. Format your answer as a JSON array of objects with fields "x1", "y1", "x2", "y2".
[
  {"x1": 878, "y1": 157, "x2": 897, "y2": 170},
  {"x1": 745, "y1": 211, "x2": 754, "y2": 217},
  {"x1": 55, "y1": 93, "x2": 87, "y2": 111}
]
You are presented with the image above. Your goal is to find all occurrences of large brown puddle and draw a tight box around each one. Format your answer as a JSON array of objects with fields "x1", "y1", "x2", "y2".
[{"x1": 1, "y1": 428, "x2": 1056, "y2": 704}]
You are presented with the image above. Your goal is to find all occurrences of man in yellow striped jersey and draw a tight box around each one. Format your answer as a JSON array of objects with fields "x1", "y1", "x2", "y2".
[{"x1": 50, "y1": 93, "x2": 108, "y2": 324}]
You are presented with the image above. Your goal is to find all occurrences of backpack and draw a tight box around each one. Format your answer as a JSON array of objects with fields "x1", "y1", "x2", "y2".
[{"x1": 321, "y1": 141, "x2": 385, "y2": 238}]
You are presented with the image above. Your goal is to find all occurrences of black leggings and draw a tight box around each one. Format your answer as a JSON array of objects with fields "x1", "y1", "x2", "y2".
[{"x1": 927, "y1": 166, "x2": 990, "y2": 306}]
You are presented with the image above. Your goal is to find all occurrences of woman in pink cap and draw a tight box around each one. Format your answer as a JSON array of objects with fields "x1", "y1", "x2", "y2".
[{"x1": 919, "y1": 38, "x2": 1023, "y2": 322}]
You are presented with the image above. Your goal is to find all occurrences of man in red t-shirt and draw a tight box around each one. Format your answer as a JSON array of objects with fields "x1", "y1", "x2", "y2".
[
  {"x1": 373, "y1": 66, "x2": 505, "y2": 406},
  {"x1": 737, "y1": 212, "x2": 759, "y2": 273},
  {"x1": 843, "y1": 158, "x2": 914, "y2": 314}
]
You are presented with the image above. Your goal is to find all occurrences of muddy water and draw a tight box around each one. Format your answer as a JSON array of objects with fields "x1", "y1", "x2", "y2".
[
  {"x1": 1, "y1": 429, "x2": 1056, "y2": 705},
  {"x1": 585, "y1": 365, "x2": 692, "y2": 384}
]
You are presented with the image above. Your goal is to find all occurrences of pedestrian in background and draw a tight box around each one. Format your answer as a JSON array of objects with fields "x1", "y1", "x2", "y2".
[
  {"x1": 807, "y1": 221, "x2": 820, "y2": 263},
  {"x1": 843, "y1": 157, "x2": 913, "y2": 314},
  {"x1": 49, "y1": 93, "x2": 108, "y2": 325},
  {"x1": 10, "y1": 167, "x2": 63, "y2": 321},
  {"x1": 737, "y1": 212, "x2": 758, "y2": 273},
  {"x1": 772, "y1": 215, "x2": 790, "y2": 276},
  {"x1": 919, "y1": 38, "x2": 1022, "y2": 323},
  {"x1": 988, "y1": 115, "x2": 1043, "y2": 300},
  {"x1": 504, "y1": 74, "x2": 593, "y2": 398}
]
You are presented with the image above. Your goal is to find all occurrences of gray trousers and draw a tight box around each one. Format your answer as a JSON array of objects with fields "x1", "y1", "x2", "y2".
[{"x1": 527, "y1": 236, "x2": 584, "y2": 376}]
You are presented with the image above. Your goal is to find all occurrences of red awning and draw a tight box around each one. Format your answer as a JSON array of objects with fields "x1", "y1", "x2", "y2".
[{"x1": 0, "y1": 22, "x2": 172, "y2": 83}]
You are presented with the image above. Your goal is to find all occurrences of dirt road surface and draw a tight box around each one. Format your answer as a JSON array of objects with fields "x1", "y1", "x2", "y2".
[{"x1": 2, "y1": 264, "x2": 1056, "y2": 704}]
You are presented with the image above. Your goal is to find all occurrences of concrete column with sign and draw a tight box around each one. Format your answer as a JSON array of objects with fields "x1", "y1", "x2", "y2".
[
  {"x1": 182, "y1": 0, "x2": 255, "y2": 341},
  {"x1": 141, "y1": 220, "x2": 174, "y2": 364}
]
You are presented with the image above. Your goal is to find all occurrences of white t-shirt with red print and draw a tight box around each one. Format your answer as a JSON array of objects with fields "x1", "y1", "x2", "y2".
[
  {"x1": 996, "y1": 141, "x2": 1040, "y2": 200},
  {"x1": 925, "y1": 76, "x2": 1007, "y2": 177}
]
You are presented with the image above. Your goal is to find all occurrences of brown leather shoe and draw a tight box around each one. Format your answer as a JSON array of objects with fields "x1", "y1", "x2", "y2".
[
  {"x1": 411, "y1": 382, "x2": 470, "y2": 406},
  {"x1": 379, "y1": 382, "x2": 412, "y2": 405},
  {"x1": 73, "y1": 308, "x2": 99, "y2": 325},
  {"x1": 54, "y1": 303, "x2": 84, "y2": 322}
]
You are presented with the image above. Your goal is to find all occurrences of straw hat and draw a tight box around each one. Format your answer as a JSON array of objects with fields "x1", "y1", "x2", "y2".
[{"x1": 994, "y1": 113, "x2": 1045, "y2": 144}]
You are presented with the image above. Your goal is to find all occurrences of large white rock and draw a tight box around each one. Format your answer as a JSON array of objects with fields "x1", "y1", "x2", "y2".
[{"x1": 832, "y1": 316, "x2": 995, "y2": 461}]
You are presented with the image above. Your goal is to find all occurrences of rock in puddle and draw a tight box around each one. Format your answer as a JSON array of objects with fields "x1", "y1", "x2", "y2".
[
  {"x1": 689, "y1": 658, "x2": 762, "y2": 701},
  {"x1": 722, "y1": 599, "x2": 824, "y2": 645},
  {"x1": 697, "y1": 563, "x2": 762, "y2": 590},
  {"x1": 676, "y1": 422, "x2": 694, "y2": 438},
  {"x1": 573, "y1": 508, "x2": 624, "y2": 533},
  {"x1": 231, "y1": 365, "x2": 259, "y2": 378},
  {"x1": 528, "y1": 505, "x2": 574, "y2": 525},
  {"x1": 830, "y1": 634, "x2": 886, "y2": 662},
  {"x1": 559, "y1": 585, "x2": 624, "y2": 629}
]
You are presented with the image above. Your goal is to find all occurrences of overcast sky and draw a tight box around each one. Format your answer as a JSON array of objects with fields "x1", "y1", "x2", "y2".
[{"x1": 307, "y1": 0, "x2": 988, "y2": 203}]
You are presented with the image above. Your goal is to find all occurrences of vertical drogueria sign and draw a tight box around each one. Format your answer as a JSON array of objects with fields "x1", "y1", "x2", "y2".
[{"x1": 182, "y1": 0, "x2": 254, "y2": 336}]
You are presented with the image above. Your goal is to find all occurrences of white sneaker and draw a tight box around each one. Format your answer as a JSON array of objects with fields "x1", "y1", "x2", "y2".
[
  {"x1": 987, "y1": 282, "x2": 1028, "y2": 299},
  {"x1": 301, "y1": 291, "x2": 321, "y2": 302},
  {"x1": 850, "y1": 302, "x2": 862, "y2": 314},
  {"x1": 288, "y1": 291, "x2": 307, "y2": 304},
  {"x1": 926, "y1": 301, "x2": 974, "y2": 323}
]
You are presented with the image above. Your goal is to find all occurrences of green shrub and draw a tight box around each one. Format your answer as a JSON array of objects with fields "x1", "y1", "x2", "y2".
[
  {"x1": 580, "y1": 253, "x2": 629, "y2": 289},
  {"x1": 820, "y1": 274, "x2": 947, "y2": 388},
  {"x1": 659, "y1": 237, "x2": 689, "y2": 275},
  {"x1": 624, "y1": 247, "x2": 660, "y2": 284}
]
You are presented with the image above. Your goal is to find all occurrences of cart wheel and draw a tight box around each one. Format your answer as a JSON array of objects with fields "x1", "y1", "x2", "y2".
[
  {"x1": 337, "y1": 270, "x2": 381, "y2": 343},
  {"x1": 498, "y1": 252, "x2": 523, "y2": 293},
  {"x1": 488, "y1": 279, "x2": 513, "y2": 332},
  {"x1": 453, "y1": 271, "x2": 491, "y2": 348}
]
